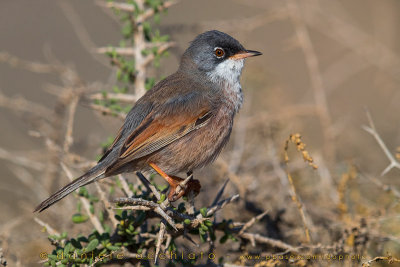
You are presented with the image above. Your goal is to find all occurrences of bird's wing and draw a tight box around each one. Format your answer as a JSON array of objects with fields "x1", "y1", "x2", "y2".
[
  {"x1": 97, "y1": 100, "x2": 154, "y2": 163},
  {"x1": 104, "y1": 92, "x2": 212, "y2": 174},
  {"x1": 119, "y1": 108, "x2": 211, "y2": 160}
]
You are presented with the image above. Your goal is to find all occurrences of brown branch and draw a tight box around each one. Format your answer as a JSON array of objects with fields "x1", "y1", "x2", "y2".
[
  {"x1": 143, "y1": 42, "x2": 176, "y2": 67},
  {"x1": 84, "y1": 103, "x2": 126, "y2": 120},
  {"x1": 238, "y1": 210, "x2": 269, "y2": 236},
  {"x1": 0, "y1": 147, "x2": 46, "y2": 171},
  {"x1": 94, "y1": 182, "x2": 119, "y2": 228},
  {"x1": 239, "y1": 232, "x2": 299, "y2": 252},
  {"x1": 154, "y1": 221, "x2": 166, "y2": 264},
  {"x1": 0, "y1": 51, "x2": 61, "y2": 74},
  {"x1": 0, "y1": 90, "x2": 53, "y2": 121},
  {"x1": 138, "y1": 1, "x2": 178, "y2": 23},
  {"x1": 34, "y1": 218, "x2": 60, "y2": 236},
  {"x1": 362, "y1": 255, "x2": 400, "y2": 267},
  {"x1": 205, "y1": 194, "x2": 240, "y2": 217}
]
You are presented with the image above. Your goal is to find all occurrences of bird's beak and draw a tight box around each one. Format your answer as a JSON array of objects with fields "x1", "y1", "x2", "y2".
[{"x1": 230, "y1": 50, "x2": 262, "y2": 60}]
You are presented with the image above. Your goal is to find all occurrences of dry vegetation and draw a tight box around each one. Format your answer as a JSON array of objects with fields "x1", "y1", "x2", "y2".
[{"x1": 0, "y1": 0, "x2": 400, "y2": 266}]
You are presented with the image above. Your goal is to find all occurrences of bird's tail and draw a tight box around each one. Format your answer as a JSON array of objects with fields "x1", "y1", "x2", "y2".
[{"x1": 34, "y1": 166, "x2": 105, "y2": 213}]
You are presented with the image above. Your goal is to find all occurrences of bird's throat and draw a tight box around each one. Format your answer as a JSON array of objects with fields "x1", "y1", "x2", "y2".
[{"x1": 207, "y1": 59, "x2": 244, "y2": 113}]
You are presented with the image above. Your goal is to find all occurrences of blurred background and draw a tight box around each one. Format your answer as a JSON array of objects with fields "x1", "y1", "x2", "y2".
[{"x1": 1, "y1": 0, "x2": 400, "y2": 266}]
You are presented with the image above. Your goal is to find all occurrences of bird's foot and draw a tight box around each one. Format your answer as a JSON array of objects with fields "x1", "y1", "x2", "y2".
[
  {"x1": 167, "y1": 175, "x2": 201, "y2": 202},
  {"x1": 149, "y1": 163, "x2": 201, "y2": 202}
]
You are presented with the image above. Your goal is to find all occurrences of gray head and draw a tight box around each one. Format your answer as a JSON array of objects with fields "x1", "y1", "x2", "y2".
[{"x1": 180, "y1": 30, "x2": 261, "y2": 83}]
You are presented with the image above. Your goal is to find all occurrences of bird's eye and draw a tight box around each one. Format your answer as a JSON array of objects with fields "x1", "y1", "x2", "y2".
[{"x1": 214, "y1": 47, "x2": 225, "y2": 58}]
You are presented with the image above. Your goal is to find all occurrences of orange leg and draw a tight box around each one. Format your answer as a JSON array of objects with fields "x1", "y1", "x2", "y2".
[{"x1": 149, "y1": 162, "x2": 201, "y2": 201}]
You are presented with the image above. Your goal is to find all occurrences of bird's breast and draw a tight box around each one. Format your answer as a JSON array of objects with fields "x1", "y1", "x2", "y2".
[{"x1": 221, "y1": 82, "x2": 243, "y2": 113}]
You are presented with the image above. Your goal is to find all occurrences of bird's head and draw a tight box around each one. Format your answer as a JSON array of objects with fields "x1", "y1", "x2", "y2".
[{"x1": 180, "y1": 30, "x2": 262, "y2": 84}]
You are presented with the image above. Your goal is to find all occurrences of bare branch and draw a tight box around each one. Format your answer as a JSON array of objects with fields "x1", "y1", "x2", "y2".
[
  {"x1": 94, "y1": 182, "x2": 119, "y2": 228},
  {"x1": 211, "y1": 179, "x2": 230, "y2": 207},
  {"x1": 0, "y1": 147, "x2": 45, "y2": 171},
  {"x1": 34, "y1": 218, "x2": 60, "y2": 236},
  {"x1": 154, "y1": 222, "x2": 165, "y2": 264},
  {"x1": 362, "y1": 110, "x2": 400, "y2": 176},
  {"x1": 238, "y1": 210, "x2": 269, "y2": 236},
  {"x1": 206, "y1": 194, "x2": 239, "y2": 217},
  {"x1": 240, "y1": 232, "x2": 299, "y2": 252}
]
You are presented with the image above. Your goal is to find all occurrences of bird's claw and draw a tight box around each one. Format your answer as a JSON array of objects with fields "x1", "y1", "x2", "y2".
[{"x1": 168, "y1": 176, "x2": 201, "y2": 202}]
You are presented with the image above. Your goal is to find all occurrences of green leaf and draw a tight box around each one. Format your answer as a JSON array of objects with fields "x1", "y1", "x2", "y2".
[
  {"x1": 72, "y1": 213, "x2": 89, "y2": 224},
  {"x1": 64, "y1": 242, "x2": 72, "y2": 255},
  {"x1": 200, "y1": 223, "x2": 208, "y2": 232},
  {"x1": 85, "y1": 239, "x2": 99, "y2": 252},
  {"x1": 71, "y1": 238, "x2": 82, "y2": 249},
  {"x1": 78, "y1": 187, "x2": 89, "y2": 198},
  {"x1": 204, "y1": 220, "x2": 213, "y2": 227},
  {"x1": 200, "y1": 207, "x2": 207, "y2": 217},
  {"x1": 106, "y1": 245, "x2": 120, "y2": 251},
  {"x1": 47, "y1": 254, "x2": 58, "y2": 260},
  {"x1": 158, "y1": 193, "x2": 166, "y2": 203}
]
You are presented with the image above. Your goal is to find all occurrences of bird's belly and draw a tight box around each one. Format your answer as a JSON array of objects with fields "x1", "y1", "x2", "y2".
[{"x1": 146, "y1": 110, "x2": 233, "y2": 175}]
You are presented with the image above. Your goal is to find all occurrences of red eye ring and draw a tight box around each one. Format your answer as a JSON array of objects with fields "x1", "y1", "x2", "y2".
[{"x1": 214, "y1": 48, "x2": 225, "y2": 58}]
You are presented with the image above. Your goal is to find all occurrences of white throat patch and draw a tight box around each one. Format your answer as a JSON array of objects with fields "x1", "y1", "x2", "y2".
[{"x1": 207, "y1": 58, "x2": 244, "y2": 112}]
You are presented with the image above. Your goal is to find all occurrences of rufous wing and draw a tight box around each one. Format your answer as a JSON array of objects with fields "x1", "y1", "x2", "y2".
[{"x1": 105, "y1": 107, "x2": 212, "y2": 174}]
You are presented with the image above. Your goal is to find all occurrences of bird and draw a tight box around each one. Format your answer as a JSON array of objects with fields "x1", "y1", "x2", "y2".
[{"x1": 34, "y1": 30, "x2": 261, "y2": 212}]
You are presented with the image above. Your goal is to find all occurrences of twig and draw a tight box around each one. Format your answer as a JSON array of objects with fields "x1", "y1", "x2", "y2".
[
  {"x1": 135, "y1": 172, "x2": 161, "y2": 200},
  {"x1": 0, "y1": 52, "x2": 61, "y2": 74},
  {"x1": 114, "y1": 206, "x2": 151, "y2": 211},
  {"x1": 34, "y1": 218, "x2": 60, "y2": 236},
  {"x1": 97, "y1": 1, "x2": 136, "y2": 12},
  {"x1": 94, "y1": 182, "x2": 119, "y2": 228},
  {"x1": 139, "y1": 1, "x2": 178, "y2": 23},
  {"x1": 173, "y1": 173, "x2": 194, "y2": 200},
  {"x1": 215, "y1": 158, "x2": 247, "y2": 198},
  {"x1": 362, "y1": 110, "x2": 400, "y2": 176},
  {"x1": 239, "y1": 232, "x2": 299, "y2": 252},
  {"x1": 238, "y1": 210, "x2": 269, "y2": 236},
  {"x1": 0, "y1": 90, "x2": 53, "y2": 121},
  {"x1": 62, "y1": 95, "x2": 79, "y2": 154},
  {"x1": 143, "y1": 42, "x2": 175, "y2": 66},
  {"x1": 0, "y1": 147, "x2": 45, "y2": 171},
  {"x1": 84, "y1": 103, "x2": 126, "y2": 120},
  {"x1": 211, "y1": 179, "x2": 230, "y2": 207},
  {"x1": 154, "y1": 221, "x2": 166, "y2": 264},
  {"x1": 132, "y1": 0, "x2": 146, "y2": 97},
  {"x1": 96, "y1": 42, "x2": 175, "y2": 57},
  {"x1": 89, "y1": 92, "x2": 139, "y2": 103},
  {"x1": 114, "y1": 197, "x2": 177, "y2": 231},
  {"x1": 206, "y1": 194, "x2": 240, "y2": 217},
  {"x1": 118, "y1": 175, "x2": 134, "y2": 197},
  {"x1": 362, "y1": 255, "x2": 400, "y2": 267},
  {"x1": 362, "y1": 173, "x2": 400, "y2": 199}
]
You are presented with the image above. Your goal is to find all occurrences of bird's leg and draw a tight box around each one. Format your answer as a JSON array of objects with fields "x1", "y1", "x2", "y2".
[{"x1": 149, "y1": 163, "x2": 201, "y2": 201}]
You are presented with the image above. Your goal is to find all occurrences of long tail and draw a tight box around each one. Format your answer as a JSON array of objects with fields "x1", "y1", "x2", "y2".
[{"x1": 34, "y1": 167, "x2": 105, "y2": 213}]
